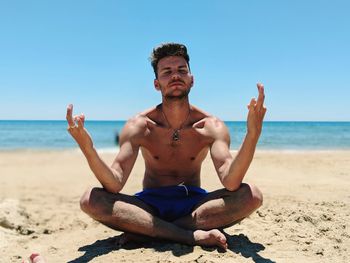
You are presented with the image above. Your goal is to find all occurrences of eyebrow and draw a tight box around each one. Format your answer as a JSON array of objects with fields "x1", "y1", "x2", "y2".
[{"x1": 159, "y1": 65, "x2": 188, "y2": 72}]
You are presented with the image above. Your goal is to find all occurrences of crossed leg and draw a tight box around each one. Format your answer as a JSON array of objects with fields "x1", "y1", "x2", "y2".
[
  {"x1": 173, "y1": 183, "x2": 263, "y2": 230},
  {"x1": 80, "y1": 183, "x2": 262, "y2": 249}
]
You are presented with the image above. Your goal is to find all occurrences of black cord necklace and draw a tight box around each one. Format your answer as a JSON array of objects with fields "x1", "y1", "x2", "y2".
[{"x1": 161, "y1": 105, "x2": 191, "y2": 141}]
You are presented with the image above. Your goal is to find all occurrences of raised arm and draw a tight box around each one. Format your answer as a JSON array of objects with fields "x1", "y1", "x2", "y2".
[
  {"x1": 109, "y1": 116, "x2": 148, "y2": 192},
  {"x1": 66, "y1": 104, "x2": 145, "y2": 193},
  {"x1": 194, "y1": 83, "x2": 266, "y2": 191}
]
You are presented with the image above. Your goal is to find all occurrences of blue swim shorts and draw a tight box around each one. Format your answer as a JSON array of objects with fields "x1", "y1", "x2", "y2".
[{"x1": 135, "y1": 185, "x2": 208, "y2": 222}]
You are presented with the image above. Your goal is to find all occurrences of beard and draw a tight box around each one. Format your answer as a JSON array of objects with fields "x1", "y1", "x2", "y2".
[
  {"x1": 165, "y1": 88, "x2": 191, "y2": 100},
  {"x1": 160, "y1": 81, "x2": 192, "y2": 100}
]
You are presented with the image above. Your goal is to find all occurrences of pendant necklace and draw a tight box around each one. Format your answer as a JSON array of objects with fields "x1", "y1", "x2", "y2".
[{"x1": 161, "y1": 105, "x2": 191, "y2": 142}]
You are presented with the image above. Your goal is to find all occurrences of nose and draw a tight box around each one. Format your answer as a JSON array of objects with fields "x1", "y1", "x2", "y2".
[{"x1": 171, "y1": 72, "x2": 181, "y2": 80}]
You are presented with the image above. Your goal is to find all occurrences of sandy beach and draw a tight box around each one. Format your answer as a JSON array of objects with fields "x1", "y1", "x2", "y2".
[{"x1": 1, "y1": 150, "x2": 349, "y2": 262}]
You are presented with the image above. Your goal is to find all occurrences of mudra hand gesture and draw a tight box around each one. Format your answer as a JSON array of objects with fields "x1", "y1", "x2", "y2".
[
  {"x1": 247, "y1": 83, "x2": 267, "y2": 140},
  {"x1": 66, "y1": 104, "x2": 94, "y2": 152}
]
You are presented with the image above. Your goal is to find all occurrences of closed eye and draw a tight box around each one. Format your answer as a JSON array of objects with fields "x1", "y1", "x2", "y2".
[{"x1": 161, "y1": 70, "x2": 171, "y2": 76}]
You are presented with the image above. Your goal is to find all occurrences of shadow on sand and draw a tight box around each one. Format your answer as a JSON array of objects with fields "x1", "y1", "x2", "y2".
[
  {"x1": 67, "y1": 233, "x2": 194, "y2": 263},
  {"x1": 224, "y1": 232, "x2": 276, "y2": 263},
  {"x1": 68, "y1": 232, "x2": 275, "y2": 263},
  {"x1": 67, "y1": 236, "x2": 120, "y2": 263}
]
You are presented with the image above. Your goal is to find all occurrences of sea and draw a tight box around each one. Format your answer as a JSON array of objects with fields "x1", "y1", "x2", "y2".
[{"x1": 0, "y1": 120, "x2": 349, "y2": 151}]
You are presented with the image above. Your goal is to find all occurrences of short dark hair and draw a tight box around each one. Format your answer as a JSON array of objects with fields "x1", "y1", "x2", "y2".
[{"x1": 150, "y1": 43, "x2": 190, "y2": 78}]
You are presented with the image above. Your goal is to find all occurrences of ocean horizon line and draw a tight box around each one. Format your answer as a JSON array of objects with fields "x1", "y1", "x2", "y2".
[{"x1": 1, "y1": 120, "x2": 350, "y2": 151}]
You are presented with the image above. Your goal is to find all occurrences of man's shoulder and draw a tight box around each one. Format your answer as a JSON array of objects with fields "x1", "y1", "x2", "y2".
[
  {"x1": 139, "y1": 106, "x2": 158, "y2": 118},
  {"x1": 191, "y1": 105, "x2": 210, "y2": 118},
  {"x1": 126, "y1": 114, "x2": 148, "y2": 129},
  {"x1": 121, "y1": 107, "x2": 158, "y2": 138},
  {"x1": 120, "y1": 115, "x2": 148, "y2": 140},
  {"x1": 191, "y1": 105, "x2": 225, "y2": 129},
  {"x1": 202, "y1": 116, "x2": 227, "y2": 132},
  {"x1": 192, "y1": 110, "x2": 229, "y2": 141}
]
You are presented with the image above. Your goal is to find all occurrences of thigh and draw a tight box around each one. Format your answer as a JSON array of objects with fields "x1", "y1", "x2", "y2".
[
  {"x1": 192, "y1": 183, "x2": 251, "y2": 210},
  {"x1": 88, "y1": 187, "x2": 158, "y2": 216}
]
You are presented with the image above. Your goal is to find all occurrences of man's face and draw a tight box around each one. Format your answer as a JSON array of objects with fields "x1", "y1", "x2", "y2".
[{"x1": 154, "y1": 56, "x2": 194, "y2": 100}]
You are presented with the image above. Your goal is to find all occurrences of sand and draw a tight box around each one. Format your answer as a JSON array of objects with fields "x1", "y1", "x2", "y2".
[{"x1": 0, "y1": 149, "x2": 349, "y2": 262}]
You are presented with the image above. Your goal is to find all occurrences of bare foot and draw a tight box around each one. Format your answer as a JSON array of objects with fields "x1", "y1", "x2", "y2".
[
  {"x1": 193, "y1": 229, "x2": 227, "y2": 250},
  {"x1": 118, "y1": 232, "x2": 154, "y2": 246}
]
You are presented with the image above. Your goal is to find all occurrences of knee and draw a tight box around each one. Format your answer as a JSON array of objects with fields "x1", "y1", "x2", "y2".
[
  {"x1": 242, "y1": 183, "x2": 263, "y2": 209},
  {"x1": 249, "y1": 183, "x2": 263, "y2": 208},
  {"x1": 80, "y1": 187, "x2": 104, "y2": 217}
]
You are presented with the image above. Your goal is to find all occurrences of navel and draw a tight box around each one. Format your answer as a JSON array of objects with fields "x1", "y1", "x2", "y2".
[
  {"x1": 153, "y1": 155, "x2": 160, "y2": 160},
  {"x1": 190, "y1": 157, "x2": 195, "y2": 161}
]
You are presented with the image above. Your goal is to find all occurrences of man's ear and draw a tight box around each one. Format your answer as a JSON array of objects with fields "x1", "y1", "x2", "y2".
[
  {"x1": 190, "y1": 75, "x2": 194, "y2": 87},
  {"x1": 154, "y1": 79, "x2": 160, "y2": 91}
]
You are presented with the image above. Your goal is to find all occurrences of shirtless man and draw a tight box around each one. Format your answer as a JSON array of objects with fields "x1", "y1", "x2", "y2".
[{"x1": 66, "y1": 43, "x2": 266, "y2": 250}]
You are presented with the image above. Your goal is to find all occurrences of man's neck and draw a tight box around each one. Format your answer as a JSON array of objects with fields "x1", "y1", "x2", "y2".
[{"x1": 161, "y1": 97, "x2": 191, "y2": 129}]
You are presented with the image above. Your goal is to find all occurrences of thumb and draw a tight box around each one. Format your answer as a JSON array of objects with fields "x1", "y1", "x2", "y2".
[
  {"x1": 193, "y1": 119, "x2": 205, "y2": 129},
  {"x1": 193, "y1": 120, "x2": 208, "y2": 136}
]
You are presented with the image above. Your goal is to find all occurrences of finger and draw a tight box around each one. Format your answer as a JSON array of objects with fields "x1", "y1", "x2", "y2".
[
  {"x1": 193, "y1": 119, "x2": 208, "y2": 136},
  {"x1": 73, "y1": 115, "x2": 81, "y2": 126},
  {"x1": 77, "y1": 117, "x2": 84, "y2": 130},
  {"x1": 255, "y1": 83, "x2": 265, "y2": 111},
  {"x1": 66, "y1": 104, "x2": 75, "y2": 126},
  {"x1": 248, "y1": 98, "x2": 256, "y2": 111},
  {"x1": 261, "y1": 106, "x2": 267, "y2": 119},
  {"x1": 193, "y1": 119, "x2": 205, "y2": 129},
  {"x1": 80, "y1": 113, "x2": 85, "y2": 126}
]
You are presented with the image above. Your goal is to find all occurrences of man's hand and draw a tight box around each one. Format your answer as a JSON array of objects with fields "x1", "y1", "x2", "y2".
[
  {"x1": 66, "y1": 104, "x2": 94, "y2": 153},
  {"x1": 247, "y1": 83, "x2": 267, "y2": 140}
]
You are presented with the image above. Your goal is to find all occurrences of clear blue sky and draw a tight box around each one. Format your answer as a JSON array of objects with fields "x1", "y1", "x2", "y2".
[{"x1": 0, "y1": 0, "x2": 349, "y2": 121}]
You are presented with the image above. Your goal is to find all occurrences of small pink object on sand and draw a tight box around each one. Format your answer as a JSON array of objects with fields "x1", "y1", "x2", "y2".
[{"x1": 29, "y1": 253, "x2": 44, "y2": 263}]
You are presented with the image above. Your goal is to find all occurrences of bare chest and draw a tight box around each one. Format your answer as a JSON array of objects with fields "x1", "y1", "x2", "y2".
[{"x1": 140, "y1": 127, "x2": 209, "y2": 167}]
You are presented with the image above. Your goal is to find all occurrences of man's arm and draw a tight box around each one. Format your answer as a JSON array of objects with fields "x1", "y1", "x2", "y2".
[
  {"x1": 66, "y1": 104, "x2": 145, "y2": 193},
  {"x1": 194, "y1": 84, "x2": 266, "y2": 191},
  {"x1": 210, "y1": 125, "x2": 260, "y2": 191}
]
